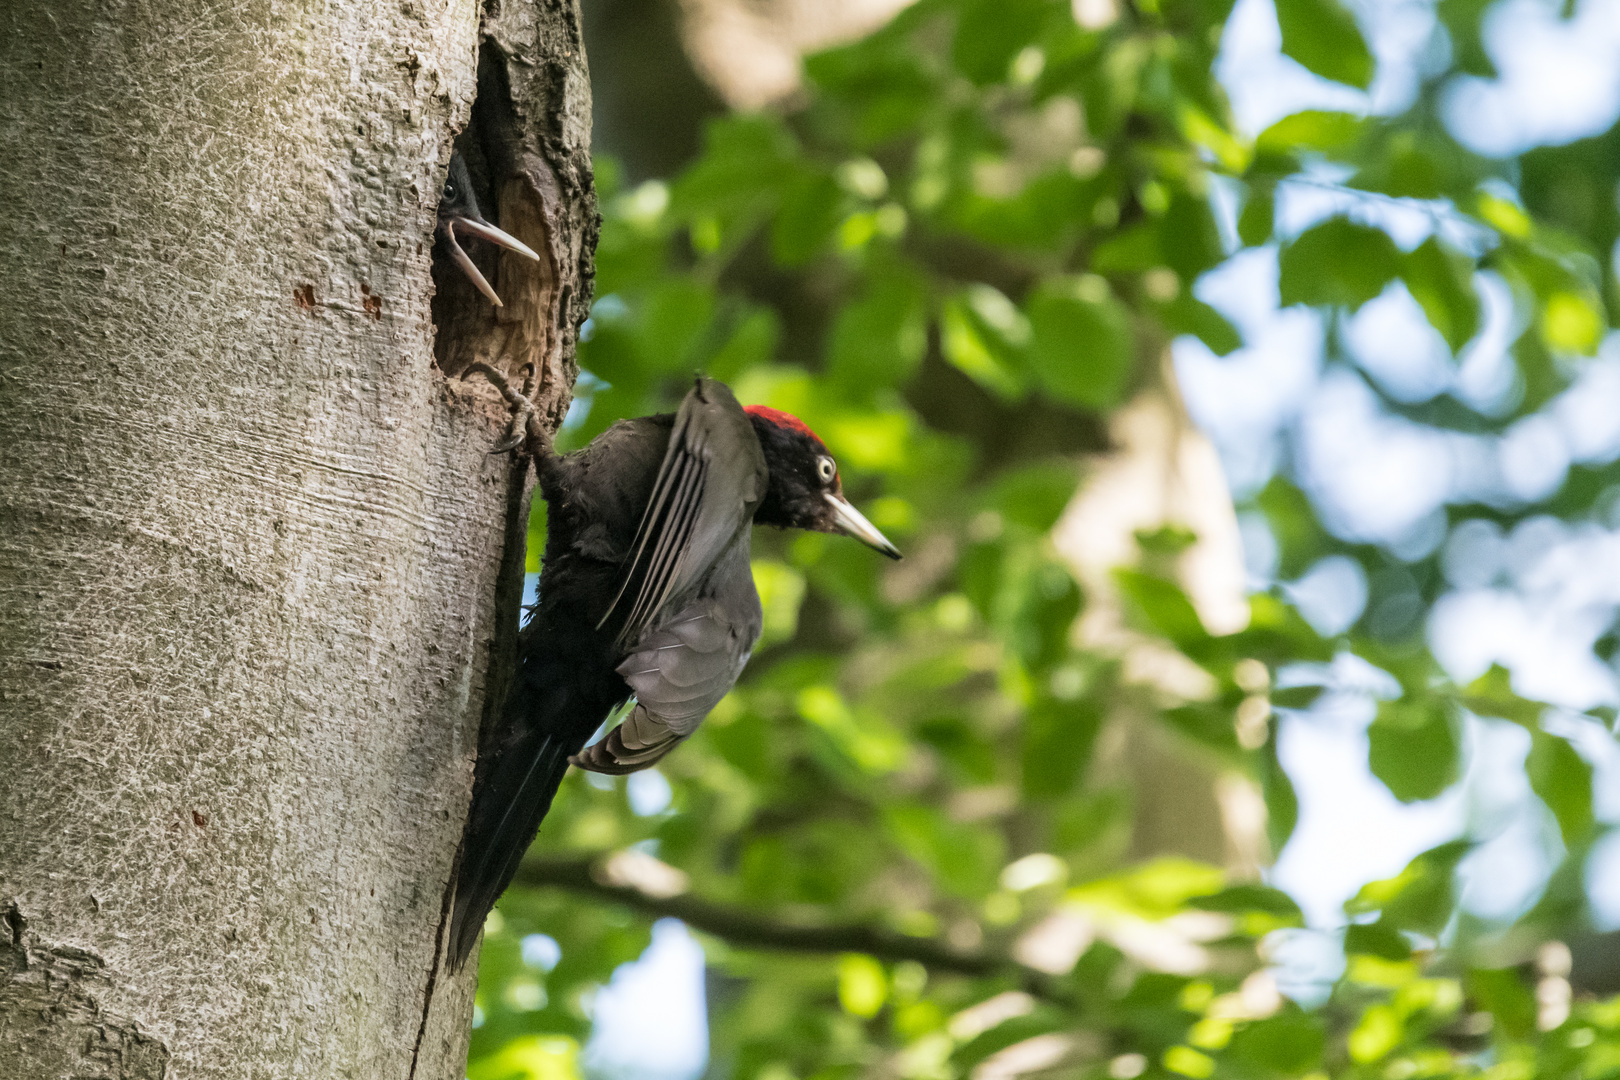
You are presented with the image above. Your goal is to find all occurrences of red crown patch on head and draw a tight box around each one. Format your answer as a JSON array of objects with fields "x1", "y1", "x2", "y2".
[{"x1": 744, "y1": 404, "x2": 822, "y2": 444}]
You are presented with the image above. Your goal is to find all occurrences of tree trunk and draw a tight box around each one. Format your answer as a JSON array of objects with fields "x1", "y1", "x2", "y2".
[{"x1": 0, "y1": 1, "x2": 593, "y2": 1077}]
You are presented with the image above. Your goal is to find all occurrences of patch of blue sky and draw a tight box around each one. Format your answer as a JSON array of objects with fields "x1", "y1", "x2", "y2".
[{"x1": 581, "y1": 920, "x2": 709, "y2": 1080}]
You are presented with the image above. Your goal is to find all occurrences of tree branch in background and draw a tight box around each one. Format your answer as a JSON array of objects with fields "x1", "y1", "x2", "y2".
[{"x1": 513, "y1": 852, "x2": 1076, "y2": 1004}]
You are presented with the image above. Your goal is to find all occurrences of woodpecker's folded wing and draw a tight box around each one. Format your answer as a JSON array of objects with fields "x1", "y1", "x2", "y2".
[
  {"x1": 597, "y1": 379, "x2": 766, "y2": 647},
  {"x1": 573, "y1": 596, "x2": 761, "y2": 773}
]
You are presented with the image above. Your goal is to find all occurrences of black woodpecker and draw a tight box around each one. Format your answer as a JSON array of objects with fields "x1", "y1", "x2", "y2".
[
  {"x1": 436, "y1": 151, "x2": 539, "y2": 307},
  {"x1": 448, "y1": 377, "x2": 900, "y2": 969}
]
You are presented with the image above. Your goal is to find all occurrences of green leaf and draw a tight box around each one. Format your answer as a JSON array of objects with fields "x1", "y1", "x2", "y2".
[
  {"x1": 1026, "y1": 276, "x2": 1135, "y2": 410},
  {"x1": 1161, "y1": 193, "x2": 1226, "y2": 280},
  {"x1": 1256, "y1": 477, "x2": 1328, "y2": 579},
  {"x1": 1228, "y1": 1009, "x2": 1326, "y2": 1073},
  {"x1": 1238, "y1": 186, "x2": 1275, "y2": 247},
  {"x1": 885, "y1": 802, "x2": 1005, "y2": 897},
  {"x1": 941, "y1": 295, "x2": 1026, "y2": 400},
  {"x1": 805, "y1": 24, "x2": 937, "y2": 146},
  {"x1": 752, "y1": 559, "x2": 808, "y2": 648},
  {"x1": 1262, "y1": 737, "x2": 1300, "y2": 852},
  {"x1": 797, "y1": 685, "x2": 908, "y2": 774},
  {"x1": 1158, "y1": 293, "x2": 1242, "y2": 355},
  {"x1": 1466, "y1": 968, "x2": 1537, "y2": 1038},
  {"x1": 1113, "y1": 570, "x2": 1212, "y2": 653},
  {"x1": 1091, "y1": 224, "x2": 1163, "y2": 274},
  {"x1": 1256, "y1": 110, "x2": 1370, "y2": 155},
  {"x1": 467, "y1": 1035, "x2": 580, "y2": 1080},
  {"x1": 1188, "y1": 884, "x2": 1304, "y2": 922},
  {"x1": 1401, "y1": 238, "x2": 1480, "y2": 353},
  {"x1": 1270, "y1": 684, "x2": 1325, "y2": 709},
  {"x1": 772, "y1": 171, "x2": 844, "y2": 266},
  {"x1": 837, "y1": 954, "x2": 887, "y2": 1017},
  {"x1": 707, "y1": 308, "x2": 781, "y2": 382},
  {"x1": 951, "y1": 0, "x2": 1047, "y2": 84},
  {"x1": 990, "y1": 461, "x2": 1083, "y2": 532},
  {"x1": 1164, "y1": 702, "x2": 1243, "y2": 753},
  {"x1": 1022, "y1": 697, "x2": 1104, "y2": 798},
  {"x1": 953, "y1": 1009, "x2": 1068, "y2": 1070},
  {"x1": 1273, "y1": 0, "x2": 1376, "y2": 89},
  {"x1": 674, "y1": 114, "x2": 798, "y2": 219},
  {"x1": 1279, "y1": 218, "x2": 1401, "y2": 310},
  {"x1": 1367, "y1": 697, "x2": 1461, "y2": 802},
  {"x1": 1437, "y1": 0, "x2": 1497, "y2": 77},
  {"x1": 1068, "y1": 857, "x2": 1227, "y2": 917},
  {"x1": 1345, "y1": 840, "x2": 1469, "y2": 935},
  {"x1": 1527, "y1": 732, "x2": 1594, "y2": 845},
  {"x1": 1459, "y1": 664, "x2": 1545, "y2": 727},
  {"x1": 1348, "y1": 1003, "x2": 1403, "y2": 1064},
  {"x1": 639, "y1": 277, "x2": 717, "y2": 372},
  {"x1": 826, "y1": 264, "x2": 929, "y2": 390},
  {"x1": 999, "y1": 560, "x2": 1082, "y2": 667},
  {"x1": 1344, "y1": 919, "x2": 1412, "y2": 960},
  {"x1": 1238, "y1": 593, "x2": 1335, "y2": 664}
]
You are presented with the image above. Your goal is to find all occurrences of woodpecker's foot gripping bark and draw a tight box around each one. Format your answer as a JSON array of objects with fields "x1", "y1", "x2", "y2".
[{"x1": 465, "y1": 362, "x2": 547, "y2": 456}]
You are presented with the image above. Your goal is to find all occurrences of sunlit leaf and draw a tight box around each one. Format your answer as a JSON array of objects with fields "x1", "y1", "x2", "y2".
[
  {"x1": 1256, "y1": 110, "x2": 1369, "y2": 154},
  {"x1": 1279, "y1": 218, "x2": 1401, "y2": 310},
  {"x1": 1273, "y1": 0, "x2": 1375, "y2": 89},
  {"x1": 838, "y1": 954, "x2": 888, "y2": 1017},
  {"x1": 1527, "y1": 731, "x2": 1594, "y2": 845},
  {"x1": 1401, "y1": 238, "x2": 1480, "y2": 353},
  {"x1": 1460, "y1": 664, "x2": 1544, "y2": 727},
  {"x1": 1367, "y1": 697, "x2": 1460, "y2": 803},
  {"x1": 1113, "y1": 570, "x2": 1212, "y2": 653},
  {"x1": 1345, "y1": 840, "x2": 1469, "y2": 935},
  {"x1": 1347, "y1": 1003, "x2": 1402, "y2": 1063},
  {"x1": 467, "y1": 1036, "x2": 580, "y2": 1080},
  {"x1": 941, "y1": 295, "x2": 1026, "y2": 400}
]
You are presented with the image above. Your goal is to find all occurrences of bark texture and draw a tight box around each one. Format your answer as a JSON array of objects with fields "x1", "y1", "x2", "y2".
[{"x1": 0, "y1": 1, "x2": 593, "y2": 1077}]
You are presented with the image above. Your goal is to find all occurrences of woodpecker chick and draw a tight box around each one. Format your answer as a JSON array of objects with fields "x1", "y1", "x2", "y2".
[{"x1": 436, "y1": 152, "x2": 539, "y2": 307}]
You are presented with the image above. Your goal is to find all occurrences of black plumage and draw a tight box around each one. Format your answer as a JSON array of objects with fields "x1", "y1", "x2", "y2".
[
  {"x1": 436, "y1": 152, "x2": 540, "y2": 307},
  {"x1": 448, "y1": 377, "x2": 899, "y2": 969}
]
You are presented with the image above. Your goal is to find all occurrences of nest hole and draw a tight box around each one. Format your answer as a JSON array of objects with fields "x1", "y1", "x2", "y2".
[{"x1": 431, "y1": 44, "x2": 555, "y2": 386}]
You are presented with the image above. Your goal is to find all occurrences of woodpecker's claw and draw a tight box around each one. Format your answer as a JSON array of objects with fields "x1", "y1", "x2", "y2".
[
  {"x1": 488, "y1": 418, "x2": 531, "y2": 455},
  {"x1": 465, "y1": 362, "x2": 545, "y2": 456}
]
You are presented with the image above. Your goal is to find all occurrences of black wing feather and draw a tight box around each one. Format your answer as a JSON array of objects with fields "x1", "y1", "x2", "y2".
[{"x1": 596, "y1": 380, "x2": 763, "y2": 648}]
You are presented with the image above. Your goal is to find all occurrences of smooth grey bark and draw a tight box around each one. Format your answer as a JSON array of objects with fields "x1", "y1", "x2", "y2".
[{"x1": 0, "y1": 1, "x2": 593, "y2": 1077}]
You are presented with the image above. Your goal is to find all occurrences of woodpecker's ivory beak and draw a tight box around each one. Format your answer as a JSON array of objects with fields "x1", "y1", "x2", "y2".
[
  {"x1": 442, "y1": 216, "x2": 541, "y2": 307},
  {"x1": 452, "y1": 216, "x2": 541, "y2": 262},
  {"x1": 827, "y1": 493, "x2": 902, "y2": 560}
]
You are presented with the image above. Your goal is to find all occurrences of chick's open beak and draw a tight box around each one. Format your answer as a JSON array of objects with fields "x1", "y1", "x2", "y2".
[
  {"x1": 826, "y1": 493, "x2": 902, "y2": 560},
  {"x1": 440, "y1": 215, "x2": 541, "y2": 308}
]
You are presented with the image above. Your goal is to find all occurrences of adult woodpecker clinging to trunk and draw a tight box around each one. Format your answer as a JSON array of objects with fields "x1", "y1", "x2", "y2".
[{"x1": 448, "y1": 376, "x2": 899, "y2": 969}]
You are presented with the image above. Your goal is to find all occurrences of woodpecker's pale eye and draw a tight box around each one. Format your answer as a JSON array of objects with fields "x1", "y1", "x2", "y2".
[{"x1": 816, "y1": 456, "x2": 837, "y2": 483}]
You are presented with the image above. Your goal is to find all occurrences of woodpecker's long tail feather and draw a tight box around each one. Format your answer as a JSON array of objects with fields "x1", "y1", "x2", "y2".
[{"x1": 448, "y1": 656, "x2": 614, "y2": 971}]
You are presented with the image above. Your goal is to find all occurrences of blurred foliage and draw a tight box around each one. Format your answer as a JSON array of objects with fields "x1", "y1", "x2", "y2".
[{"x1": 473, "y1": 0, "x2": 1620, "y2": 1077}]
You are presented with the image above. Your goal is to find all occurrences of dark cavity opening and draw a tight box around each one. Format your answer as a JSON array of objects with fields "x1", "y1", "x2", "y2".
[{"x1": 431, "y1": 44, "x2": 556, "y2": 383}]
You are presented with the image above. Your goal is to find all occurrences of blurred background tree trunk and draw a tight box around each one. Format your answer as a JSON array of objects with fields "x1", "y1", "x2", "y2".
[{"x1": 0, "y1": 2, "x2": 592, "y2": 1077}]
